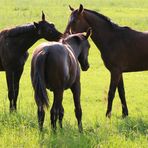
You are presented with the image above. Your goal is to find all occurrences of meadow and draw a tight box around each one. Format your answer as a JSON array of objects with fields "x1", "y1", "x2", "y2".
[{"x1": 0, "y1": 0, "x2": 148, "y2": 147}]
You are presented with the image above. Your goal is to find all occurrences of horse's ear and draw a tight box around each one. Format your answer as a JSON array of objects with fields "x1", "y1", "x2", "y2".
[
  {"x1": 85, "y1": 27, "x2": 92, "y2": 39},
  {"x1": 78, "y1": 4, "x2": 84, "y2": 14},
  {"x1": 69, "y1": 5, "x2": 74, "y2": 11},
  {"x1": 42, "y1": 11, "x2": 45, "y2": 21},
  {"x1": 34, "y1": 22, "x2": 39, "y2": 29}
]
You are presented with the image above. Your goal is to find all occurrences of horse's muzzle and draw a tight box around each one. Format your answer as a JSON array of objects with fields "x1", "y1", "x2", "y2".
[{"x1": 81, "y1": 64, "x2": 90, "y2": 71}]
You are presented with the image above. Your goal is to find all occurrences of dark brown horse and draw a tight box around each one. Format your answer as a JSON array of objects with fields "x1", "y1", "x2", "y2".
[
  {"x1": 65, "y1": 4, "x2": 148, "y2": 118},
  {"x1": 31, "y1": 28, "x2": 91, "y2": 131},
  {"x1": 0, "y1": 12, "x2": 62, "y2": 112}
]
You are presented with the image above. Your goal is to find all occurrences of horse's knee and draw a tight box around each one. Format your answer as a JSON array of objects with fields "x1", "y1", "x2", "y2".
[{"x1": 8, "y1": 88, "x2": 19, "y2": 100}]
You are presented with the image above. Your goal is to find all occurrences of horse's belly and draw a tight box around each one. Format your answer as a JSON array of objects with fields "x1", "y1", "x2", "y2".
[
  {"x1": 123, "y1": 60, "x2": 148, "y2": 72},
  {"x1": 45, "y1": 70, "x2": 77, "y2": 91}
]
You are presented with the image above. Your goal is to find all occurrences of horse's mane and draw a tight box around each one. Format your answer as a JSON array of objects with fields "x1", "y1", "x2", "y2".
[
  {"x1": 84, "y1": 9, "x2": 119, "y2": 28},
  {"x1": 2, "y1": 23, "x2": 36, "y2": 37},
  {"x1": 61, "y1": 34, "x2": 85, "y2": 45}
]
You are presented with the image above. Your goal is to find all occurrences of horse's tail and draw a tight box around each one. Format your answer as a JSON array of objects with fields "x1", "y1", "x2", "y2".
[{"x1": 32, "y1": 51, "x2": 49, "y2": 109}]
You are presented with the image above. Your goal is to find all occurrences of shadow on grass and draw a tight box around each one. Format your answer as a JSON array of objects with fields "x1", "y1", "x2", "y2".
[
  {"x1": 1, "y1": 112, "x2": 147, "y2": 147},
  {"x1": 38, "y1": 122, "x2": 95, "y2": 148},
  {"x1": 116, "y1": 116, "x2": 148, "y2": 140}
]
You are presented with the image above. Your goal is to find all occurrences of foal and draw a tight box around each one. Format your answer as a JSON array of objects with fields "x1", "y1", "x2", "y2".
[{"x1": 31, "y1": 29, "x2": 91, "y2": 131}]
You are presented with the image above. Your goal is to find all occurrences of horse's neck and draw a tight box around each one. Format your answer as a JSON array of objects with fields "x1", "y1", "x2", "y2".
[
  {"x1": 66, "y1": 41, "x2": 80, "y2": 58},
  {"x1": 84, "y1": 11, "x2": 115, "y2": 52},
  {"x1": 70, "y1": 45, "x2": 80, "y2": 58},
  {"x1": 12, "y1": 30, "x2": 40, "y2": 54}
]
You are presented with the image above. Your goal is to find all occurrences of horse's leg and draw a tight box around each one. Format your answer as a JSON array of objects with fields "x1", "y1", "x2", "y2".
[
  {"x1": 59, "y1": 104, "x2": 64, "y2": 128},
  {"x1": 118, "y1": 75, "x2": 128, "y2": 117},
  {"x1": 71, "y1": 81, "x2": 83, "y2": 132},
  {"x1": 106, "y1": 71, "x2": 121, "y2": 118},
  {"x1": 50, "y1": 90, "x2": 63, "y2": 130},
  {"x1": 37, "y1": 106, "x2": 45, "y2": 131},
  {"x1": 6, "y1": 68, "x2": 23, "y2": 112}
]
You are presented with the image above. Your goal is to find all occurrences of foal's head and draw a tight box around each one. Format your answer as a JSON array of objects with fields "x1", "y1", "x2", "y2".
[
  {"x1": 64, "y1": 28, "x2": 92, "y2": 71},
  {"x1": 34, "y1": 11, "x2": 62, "y2": 41},
  {"x1": 65, "y1": 4, "x2": 89, "y2": 34}
]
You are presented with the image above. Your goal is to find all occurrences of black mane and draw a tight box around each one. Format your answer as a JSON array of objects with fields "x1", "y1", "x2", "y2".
[
  {"x1": 84, "y1": 9, "x2": 119, "y2": 28},
  {"x1": 62, "y1": 34, "x2": 85, "y2": 45},
  {"x1": 7, "y1": 23, "x2": 35, "y2": 37}
]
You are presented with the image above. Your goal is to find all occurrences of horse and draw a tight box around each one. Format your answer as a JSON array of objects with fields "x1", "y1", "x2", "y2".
[
  {"x1": 0, "y1": 11, "x2": 62, "y2": 112},
  {"x1": 64, "y1": 4, "x2": 148, "y2": 118},
  {"x1": 31, "y1": 28, "x2": 91, "y2": 132}
]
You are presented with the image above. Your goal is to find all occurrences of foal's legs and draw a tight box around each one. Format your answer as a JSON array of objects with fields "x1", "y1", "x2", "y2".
[
  {"x1": 71, "y1": 81, "x2": 83, "y2": 132},
  {"x1": 59, "y1": 104, "x2": 64, "y2": 128},
  {"x1": 118, "y1": 75, "x2": 128, "y2": 117},
  {"x1": 6, "y1": 68, "x2": 23, "y2": 112},
  {"x1": 50, "y1": 90, "x2": 63, "y2": 130},
  {"x1": 106, "y1": 71, "x2": 121, "y2": 118},
  {"x1": 37, "y1": 106, "x2": 45, "y2": 131}
]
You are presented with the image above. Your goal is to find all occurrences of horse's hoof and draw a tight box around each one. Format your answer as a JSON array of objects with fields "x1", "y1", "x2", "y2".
[
  {"x1": 51, "y1": 124, "x2": 57, "y2": 133},
  {"x1": 122, "y1": 109, "x2": 128, "y2": 118},
  {"x1": 106, "y1": 111, "x2": 111, "y2": 118},
  {"x1": 122, "y1": 113, "x2": 128, "y2": 118},
  {"x1": 10, "y1": 108, "x2": 17, "y2": 113},
  {"x1": 59, "y1": 121, "x2": 63, "y2": 128},
  {"x1": 39, "y1": 127, "x2": 43, "y2": 132},
  {"x1": 78, "y1": 123, "x2": 83, "y2": 133}
]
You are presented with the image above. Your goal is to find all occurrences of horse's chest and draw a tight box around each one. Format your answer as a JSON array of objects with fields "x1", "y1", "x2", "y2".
[
  {"x1": 101, "y1": 52, "x2": 113, "y2": 70},
  {"x1": 1, "y1": 49, "x2": 28, "y2": 70}
]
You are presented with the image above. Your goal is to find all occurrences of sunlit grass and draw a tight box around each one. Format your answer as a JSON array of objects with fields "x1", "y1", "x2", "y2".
[{"x1": 0, "y1": 0, "x2": 148, "y2": 147}]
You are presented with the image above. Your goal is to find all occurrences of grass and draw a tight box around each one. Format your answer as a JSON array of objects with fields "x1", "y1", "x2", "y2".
[{"x1": 0, "y1": 0, "x2": 148, "y2": 147}]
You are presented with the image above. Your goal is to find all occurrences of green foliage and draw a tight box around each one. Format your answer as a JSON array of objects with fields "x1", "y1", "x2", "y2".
[{"x1": 0, "y1": 0, "x2": 148, "y2": 147}]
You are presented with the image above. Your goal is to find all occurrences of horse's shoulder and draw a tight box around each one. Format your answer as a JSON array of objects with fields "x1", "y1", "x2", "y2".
[{"x1": 0, "y1": 29, "x2": 9, "y2": 38}]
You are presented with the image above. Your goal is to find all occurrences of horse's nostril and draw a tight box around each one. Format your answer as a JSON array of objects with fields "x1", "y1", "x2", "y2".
[{"x1": 81, "y1": 65, "x2": 89, "y2": 71}]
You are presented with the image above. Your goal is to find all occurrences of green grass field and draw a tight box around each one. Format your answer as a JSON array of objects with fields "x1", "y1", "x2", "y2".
[{"x1": 0, "y1": 0, "x2": 148, "y2": 147}]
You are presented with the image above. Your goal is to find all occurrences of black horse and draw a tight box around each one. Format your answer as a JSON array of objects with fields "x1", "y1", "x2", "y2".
[
  {"x1": 31, "y1": 28, "x2": 91, "y2": 132},
  {"x1": 0, "y1": 12, "x2": 62, "y2": 112},
  {"x1": 65, "y1": 4, "x2": 148, "y2": 118}
]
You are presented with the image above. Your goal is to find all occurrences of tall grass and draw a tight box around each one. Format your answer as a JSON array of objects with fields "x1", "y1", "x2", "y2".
[{"x1": 0, "y1": 0, "x2": 148, "y2": 147}]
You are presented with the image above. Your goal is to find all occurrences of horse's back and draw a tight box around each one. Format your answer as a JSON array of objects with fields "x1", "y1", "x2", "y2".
[{"x1": 32, "y1": 42, "x2": 78, "y2": 91}]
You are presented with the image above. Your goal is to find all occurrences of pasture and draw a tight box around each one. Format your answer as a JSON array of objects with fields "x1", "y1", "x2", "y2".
[{"x1": 0, "y1": 0, "x2": 148, "y2": 147}]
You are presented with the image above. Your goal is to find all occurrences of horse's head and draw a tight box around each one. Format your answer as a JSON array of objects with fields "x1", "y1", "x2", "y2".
[
  {"x1": 64, "y1": 4, "x2": 89, "y2": 35},
  {"x1": 77, "y1": 28, "x2": 91, "y2": 71},
  {"x1": 64, "y1": 28, "x2": 91, "y2": 71},
  {"x1": 34, "y1": 11, "x2": 62, "y2": 41}
]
